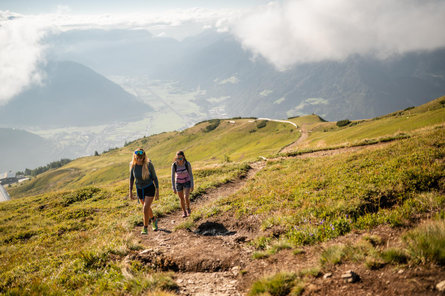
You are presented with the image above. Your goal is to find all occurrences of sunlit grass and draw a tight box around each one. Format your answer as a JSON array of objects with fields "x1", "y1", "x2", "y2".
[
  {"x1": 218, "y1": 127, "x2": 445, "y2": 247},
  {"x1": 0, "y1": 162, "x2": 249, "y2": 294},
  {"x1": 301, "y1": 96, "x2": 445, "y2": 149}
]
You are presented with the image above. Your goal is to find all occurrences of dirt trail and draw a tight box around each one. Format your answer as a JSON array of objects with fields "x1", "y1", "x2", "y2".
[
  {"x1": 280, "y1": 125, "x2": 309, "y2": 154},
  {"x1": 132, "y1": 162, "x2": 265, "y2": 295},
  {"x1": 130, "y1": 139, "x2": 444, "y2": 295}
]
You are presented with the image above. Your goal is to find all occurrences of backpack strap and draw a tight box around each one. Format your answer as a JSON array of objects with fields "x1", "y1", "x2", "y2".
[{"x1": 173, "y1": 161, "x2": 190, "y2": 174}]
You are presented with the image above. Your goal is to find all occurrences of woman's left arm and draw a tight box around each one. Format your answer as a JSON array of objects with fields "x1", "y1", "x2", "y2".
[
  {"x1": 149, "y1": 162, "x2": 160, "y2": 196},
  {"x1": 187, "y1": 161, "x2": 194, "y2": 190}
]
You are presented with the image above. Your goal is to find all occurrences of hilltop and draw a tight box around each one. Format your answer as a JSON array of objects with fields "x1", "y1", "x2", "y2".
[{"x1": 0, "y1": 96, "x2": 444, "y2": 295}]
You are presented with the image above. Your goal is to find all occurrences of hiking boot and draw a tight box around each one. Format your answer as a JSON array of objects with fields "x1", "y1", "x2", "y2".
[
  {"x1": 187, "y1": 208, "x2": 191, "y2": 215},
  {"x1": 182, "y1": 212, "x2": 188, "y2": 218},
  {"x1": 141, "y1": 227, "x2": 148, "y2": 235},
  {"x1": 151, "y1": 218, "x2": 158, "y2": 231}
]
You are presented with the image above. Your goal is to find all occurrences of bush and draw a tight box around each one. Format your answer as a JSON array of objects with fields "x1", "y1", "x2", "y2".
[
  {"x1": 336, "y1": 119, "x2": 351, "y2": 127},
  {"x1": 204, "y1": 119, "x2": 221, "y2": 132},
  {"x1": 62, "y1": 187, "x2": 102, "y2": 206},
  {"x1": 256, "y1": 120, "x2": 268, "y2": 129}
]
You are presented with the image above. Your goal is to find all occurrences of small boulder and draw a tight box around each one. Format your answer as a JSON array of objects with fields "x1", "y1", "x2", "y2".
[
  {"x1": 437, "y1": 280, "x2": 445, "y2": 292},
  {"x1": 323, "y1": 272, "x2": 333, "y2": 279},
  {"x1": 341, "y1": 270, "x2": 360, "y2": 283}
]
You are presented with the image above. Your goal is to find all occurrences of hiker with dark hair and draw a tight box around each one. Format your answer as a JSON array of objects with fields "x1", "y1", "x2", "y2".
[
  {"x1": 129, "y1": 148, "x2": 159, "y2": 234},
  {"x1": 171, "y1": 151, "x2": 194, "y2": 217}
]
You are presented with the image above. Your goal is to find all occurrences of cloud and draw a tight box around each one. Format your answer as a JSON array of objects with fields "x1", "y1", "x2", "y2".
[
  {"x1": 232, "y1": 0, "x2": 445, "y2": 70},
  {"x1": 216, "y1": 75, "x2": 240, "y2": 85},
  {"x1": 0, "y1": 11, "x2": 50, "y2": 105},
  {"x1": 0, "y1": 8, "x2": 241, "y2": 104}
]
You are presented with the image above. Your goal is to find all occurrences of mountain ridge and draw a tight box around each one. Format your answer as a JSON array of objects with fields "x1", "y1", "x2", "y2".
[{"x1": 0, "y1": 61, "x2": 153, "y2": 128}]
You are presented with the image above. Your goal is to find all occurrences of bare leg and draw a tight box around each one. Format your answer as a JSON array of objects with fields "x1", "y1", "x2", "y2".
[
  {"x1": 184, "y1": 187, "x2": 191, "y2": 211},
  {"x1": 143, "y1": 196, "x2": 155, "y2": 226},
  {"x1": 177, "y1": 190, "x2": 187, "y2": 215}
]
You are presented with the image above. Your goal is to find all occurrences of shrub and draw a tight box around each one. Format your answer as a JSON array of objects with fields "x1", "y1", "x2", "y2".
[
  {"x1": 336, "y1": 119, "x2": 351, "y2": 127},
  {"x1": 62, "y1": 187, "x2": 102, "y2": 206},
  {"x1": 204, "y1": 119, "x2": 221, "y2": 132},
  {"x1": 257, "y1": 120, "x2": 268, "y2": 129}
]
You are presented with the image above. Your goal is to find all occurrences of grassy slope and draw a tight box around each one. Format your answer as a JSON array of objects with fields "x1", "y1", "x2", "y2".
[
  {"x1": 209, "y1": 126, "x2": 444, "y2": 246},
  {"x1": 1, "y1": 97, "x2": 444, "y2": 295},
  {"x1": 0, "y1": 162, "x2": 250, "y2": 295},
  {"x1": 9, "y1": 119, "x2": 298, "y2": 198},
  {"x1": 299, "y1": 96, "x2": 445, "y2": 148}
]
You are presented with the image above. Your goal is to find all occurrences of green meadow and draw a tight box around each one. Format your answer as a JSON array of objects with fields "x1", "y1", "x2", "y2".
[
  {"x1": 1, "y1": 96, "x2": 444, "y2": 295},
  {"x1": 299, "y1": 96, "x2": 445, "y2": 148},
  {"x1": 0, "y1": 162, "x2": 249, "y2": 295},
  {"x1": 209, "y1": 126, "x2": 444, "y2": 246}
]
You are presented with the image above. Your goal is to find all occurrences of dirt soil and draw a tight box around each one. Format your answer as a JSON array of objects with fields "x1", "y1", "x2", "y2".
[{"x1": 130, "y1": 144, "x2": 445, "y2": 295}]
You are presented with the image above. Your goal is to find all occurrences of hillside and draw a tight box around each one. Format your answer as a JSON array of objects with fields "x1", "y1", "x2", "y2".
[
  {"x1": 8, "y1": 118, "x2": 299, "y2": 198},
  {"x1": 0, "y1": 61, "x2": 152, "y2": 128},
  {"x1": 0, "y1": 128, "x2": 60, "y2": 172},
  {"x1": 289, "y1": 96, "x2": 445, "y2": 149},
  {"x1": 1, "y1": 97, "x2": 444, "y2": 295}
]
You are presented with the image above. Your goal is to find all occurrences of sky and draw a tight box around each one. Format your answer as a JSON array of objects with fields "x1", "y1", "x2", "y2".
[
  {"x1": 0, "y1": 0, "x2": 266, "y2": 14},
  {"x1": 1, "y1": 0, "x2": 445, "y2": 104}
]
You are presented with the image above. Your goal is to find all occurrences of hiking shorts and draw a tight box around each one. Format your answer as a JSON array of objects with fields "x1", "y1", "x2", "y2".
[
  {"x1": 176, "y1": 181, "x2": 191, "y2": 192},
  {"x1": 137, "y1": 183, "x2": 156, "y2": 201}
]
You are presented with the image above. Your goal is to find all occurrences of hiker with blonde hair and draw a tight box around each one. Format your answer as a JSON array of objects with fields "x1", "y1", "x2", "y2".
[
  {"x1": 129, "y1": 148, "x2": 159, "y2": 234},
  {"x1": 171, "y1": 150, "x2": 194, "y2": 217}
]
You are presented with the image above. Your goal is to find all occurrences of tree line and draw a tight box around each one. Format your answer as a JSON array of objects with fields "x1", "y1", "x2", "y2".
[{"x1": 17, "y1": 159, "x2": 72, "y2": 177}]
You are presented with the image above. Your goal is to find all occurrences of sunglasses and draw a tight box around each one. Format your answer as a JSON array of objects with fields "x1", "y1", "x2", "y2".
[{"x1": 134, "y1": 150, "x2": 144, "y2": 156}]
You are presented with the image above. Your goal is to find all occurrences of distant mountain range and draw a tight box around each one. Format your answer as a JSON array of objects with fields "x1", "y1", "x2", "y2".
[
  {"x1": 46, "y1": 29, "x2": 445, "y2": 121},
  {"x1": 0, "y1": 61, "x2": 152, "y2": 128},
  {"x1": 0, "y1": 128, "x2": 58, "y2": 172},
  {"x1": 1, "y1": 29, "x2": 445, "y2": 172}
]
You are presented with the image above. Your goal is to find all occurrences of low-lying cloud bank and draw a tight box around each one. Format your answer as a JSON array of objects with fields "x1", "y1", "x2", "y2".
[{"x1": 232, "y1": 0, "x2": 445, "y2": 70}]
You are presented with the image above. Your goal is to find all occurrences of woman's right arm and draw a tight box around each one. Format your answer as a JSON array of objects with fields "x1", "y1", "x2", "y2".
[
  {"x1": 129, "y1": 167, "x2": 135, "y2": 199},
  {"x1": 171, "y1": 163, "x2": 176, "y2": 193}
]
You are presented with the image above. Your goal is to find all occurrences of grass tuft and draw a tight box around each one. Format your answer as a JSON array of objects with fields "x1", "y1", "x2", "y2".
[
  {"x1": 403, "y1": 219, "x2": 445, "y2": 265},
  {"x1": 248, "y1": 272, "x2": 298, "y2": 296}
]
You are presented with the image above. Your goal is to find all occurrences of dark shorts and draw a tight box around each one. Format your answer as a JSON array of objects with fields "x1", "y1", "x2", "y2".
[
  {"x1": 137, "y1": 183, "x2": 156, "y2": 201},
  {"x1": 176, "y1": 181, "x2": 191, "y2": 192}
]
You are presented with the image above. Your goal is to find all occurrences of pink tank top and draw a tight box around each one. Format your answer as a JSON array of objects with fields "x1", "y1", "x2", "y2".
[{"x1": 175, "y1": 163, "x2": 190, "y2": 183}]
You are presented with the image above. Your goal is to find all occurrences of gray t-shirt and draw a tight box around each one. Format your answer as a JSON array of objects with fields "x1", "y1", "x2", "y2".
[{"x1": 129, "y1": 161, "x2": 159, "y2": 190}]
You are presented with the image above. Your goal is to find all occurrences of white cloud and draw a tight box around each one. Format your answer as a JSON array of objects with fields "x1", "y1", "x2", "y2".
[
  {"x1": 0, "y1": 8, "x2": 241, "y2": 104},
  {"x1": 0, "y1": 11, "x2": 51, "y2": 105},
  {"x1": 273, "y1": 97, "x2": 285, "y2": 104},
  {"x1": 259, "y1": 89, "x2": 273, "y2": 96},
  {"x1": 232, "y1": 0, "x2": 445, "y2": 70},
  {"x1": 286, "y1": 97, "x2": 328, "y2": 117},
  {"x1": 216, "y1": 75, "x2": 240, "y2": 85}
]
